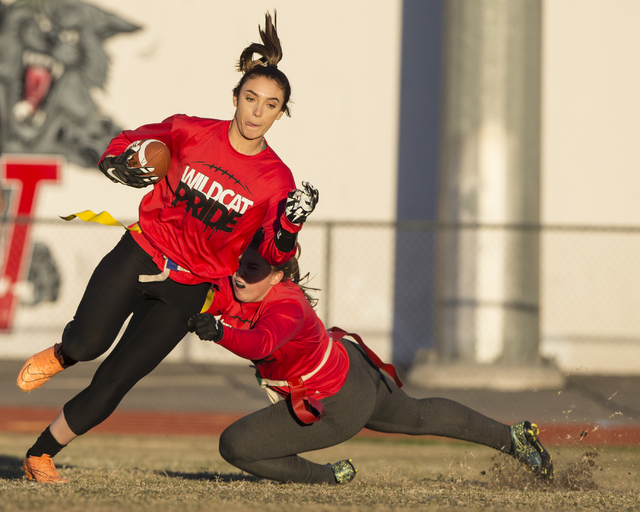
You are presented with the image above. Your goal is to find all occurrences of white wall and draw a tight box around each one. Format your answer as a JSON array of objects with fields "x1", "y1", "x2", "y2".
[
  {"x1": 0, "y1": 0, "x2": 403, "y2": 361},
  {"x1": 541, "y1": 0, "x2": 640, "y2": 226},
  {"x1": 541, "y1": 0, "x2": 640, "y2": 374},
  {"x1": 93, "y1": 0, "x2": 403, "y2": 222}
]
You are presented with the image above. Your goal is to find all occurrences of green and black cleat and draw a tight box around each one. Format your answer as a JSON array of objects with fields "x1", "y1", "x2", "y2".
[
  {"x1": 328, "y1": 459, "x2": 357, "y2": 484},
  {"x1": 510, "y1": 421, "x2": 554, "y2": 482}
]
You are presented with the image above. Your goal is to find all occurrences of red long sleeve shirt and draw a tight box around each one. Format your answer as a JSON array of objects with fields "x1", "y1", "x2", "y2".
[
  {"x1": 101, "y1": 115, "x2": 300, "y2": 284},
  {"x1": 207, "y1": 278, "x2": 350, "y2": 400}
]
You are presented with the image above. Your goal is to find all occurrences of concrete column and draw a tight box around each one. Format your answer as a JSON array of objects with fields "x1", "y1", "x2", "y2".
[{"x1": 435, "y1": 0, "x2": 543, "y2": 366}]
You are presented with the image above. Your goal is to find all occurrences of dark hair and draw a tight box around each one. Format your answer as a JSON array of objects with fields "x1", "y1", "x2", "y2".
[
  {"x1": 232, "y1": 10, "x2": 292, "y2": 117},
  {"x1": 272, "y1": 245, "x2": 319, "y2": 308},
  {"x1": 247, "y1": 233, "x2": 318, "y2": 307}
]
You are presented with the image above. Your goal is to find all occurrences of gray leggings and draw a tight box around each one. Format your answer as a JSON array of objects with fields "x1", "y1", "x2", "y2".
[{"x1": 219, "y1": 340, "x2": 512, "y2": 484}]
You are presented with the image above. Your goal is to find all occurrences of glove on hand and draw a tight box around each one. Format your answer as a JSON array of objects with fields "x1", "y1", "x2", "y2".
[
  {"x1": 99, "y1": 147, "x2": 159, "y2": 189},
  {"x1": 187, "y1": 313, "x2": 224, "y2": 342},
  {"x1": 284, "y1": 181, "x2": 319, "y2": 224}
]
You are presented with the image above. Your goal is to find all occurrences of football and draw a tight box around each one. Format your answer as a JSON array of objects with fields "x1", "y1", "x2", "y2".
[{"x1": 126, "y1": 139, "x2": 171, "y2": 181}]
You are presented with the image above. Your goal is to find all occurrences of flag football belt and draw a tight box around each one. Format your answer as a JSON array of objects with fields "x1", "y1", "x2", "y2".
[
  {"x1": 254, "y1": 327, "x2": 403, "y2": 425},
  {"x1": 137, "y1": 255, "x2": 191, "y2": 283},
  {"x1": 61, "y1": 210, "x2": 213, "y2": 310}
]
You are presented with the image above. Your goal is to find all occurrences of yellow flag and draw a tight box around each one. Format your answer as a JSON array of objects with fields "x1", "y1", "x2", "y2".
[
  {"x1": 60, "y1": 210, "x2": 141, "y2": 232},
  {"x1": 62, "y1": 210, "x2": 215, "y2": 312}
]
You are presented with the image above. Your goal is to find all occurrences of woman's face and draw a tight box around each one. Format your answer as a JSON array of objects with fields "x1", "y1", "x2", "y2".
[
  {"x1": 231, "y1": 76, "x2": 285, "y2": 144},
  {"x1": 232, "y1": 246, "x2": 283, "y2": 303}
]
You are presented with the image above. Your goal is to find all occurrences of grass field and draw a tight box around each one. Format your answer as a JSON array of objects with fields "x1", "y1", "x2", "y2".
[{"x1": 1, "y1": 433, "x2": 639, "y2": 512}]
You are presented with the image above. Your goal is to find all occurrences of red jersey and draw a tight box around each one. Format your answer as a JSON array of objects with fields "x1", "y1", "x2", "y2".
[
  {"x1": 101, "y1": 115, "x2": 301, "y2": 284},
  {"x1": 207, "y1": 278, "x2": 350, "y2": 400}
]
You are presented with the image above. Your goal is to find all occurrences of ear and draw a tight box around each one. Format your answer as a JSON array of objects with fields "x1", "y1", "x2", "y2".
[
  {"x1": 270, "y1": 271, "x2": 284, "y2": 286},
  {"x1": 276, "y1": 110, "x2": 285, "y2": 121},
  {"x1": 84, "y1": 3, "x2": 142, "y2": 40},
  {"x1": 233, "y1": 93, "x2": 238, "y2": 108}
]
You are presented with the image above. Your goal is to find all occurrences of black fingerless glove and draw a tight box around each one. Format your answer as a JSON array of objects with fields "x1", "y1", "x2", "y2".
[{"x1": 187, "y1": 313, "x2": 224, "y2": 342}]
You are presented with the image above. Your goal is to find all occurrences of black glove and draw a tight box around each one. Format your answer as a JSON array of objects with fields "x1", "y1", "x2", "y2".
[
  {"x1": 99, "y1": 146, "x2": 159, "y2": 189},
  {"x1": 187, "y1": 313, "x2": 224, "y2": 342},
  {"x1": 284, "y1": 181, "x2": 319, "y2": 224}
]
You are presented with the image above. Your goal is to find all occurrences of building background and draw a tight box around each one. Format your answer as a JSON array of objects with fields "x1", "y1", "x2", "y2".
[{"x1": 1, "y1": 0, "x2": 639, "y2": 379}]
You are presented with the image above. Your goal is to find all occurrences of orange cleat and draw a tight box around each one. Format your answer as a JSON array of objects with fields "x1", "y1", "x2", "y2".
[
  {"x1": 16, "y1": 343, "x2": 67, "y2": 392},
  {"x1": 23, "y1": 455, "x2": 68, "y2": 484}
]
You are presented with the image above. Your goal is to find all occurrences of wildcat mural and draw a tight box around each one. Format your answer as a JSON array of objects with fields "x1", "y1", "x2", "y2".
[
  {"x1": 0, "y1": 0, "x2": 140, "y2": 330},
  {"x1": 0, "y1": 0, "x2": 139, "y2": 166}
]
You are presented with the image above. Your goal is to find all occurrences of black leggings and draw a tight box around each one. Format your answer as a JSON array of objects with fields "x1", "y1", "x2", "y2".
[
  {"x1": 62, "y1": 232, "x2": 210, "y2": 435},
  {"x1": 219, "y1": 340, "x2": 512, "y2": 484}
]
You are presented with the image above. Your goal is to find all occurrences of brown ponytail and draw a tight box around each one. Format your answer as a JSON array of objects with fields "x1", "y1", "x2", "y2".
[{"x1": 232, "y1": 10, "x2": 292, "y2": 117}]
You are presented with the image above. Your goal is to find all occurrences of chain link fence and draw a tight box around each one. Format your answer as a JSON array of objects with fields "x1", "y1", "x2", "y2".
[{"x1": 1, "y1": 217, "x2": 639, "y2": 376}]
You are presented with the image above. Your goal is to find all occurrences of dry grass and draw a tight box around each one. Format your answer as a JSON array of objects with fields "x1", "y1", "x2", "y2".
[{"x1": 1, "y1": 433, "x2": 639, "y2": 511}]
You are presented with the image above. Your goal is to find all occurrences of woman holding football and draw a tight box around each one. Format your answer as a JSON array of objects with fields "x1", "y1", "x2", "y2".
[
  {"x1": 17, "y1": 11, "x2": 318, "y2": 484},
  {"x1": 185, "y1": 242, "x2": 554, "y2": 485}
]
